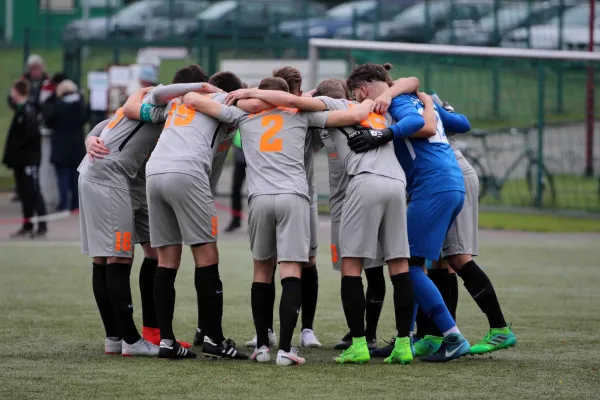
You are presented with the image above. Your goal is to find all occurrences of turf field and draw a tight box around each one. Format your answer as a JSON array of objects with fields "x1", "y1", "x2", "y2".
[{"x1": 1, "y1": 230, "x2": 599, "y2": 399}]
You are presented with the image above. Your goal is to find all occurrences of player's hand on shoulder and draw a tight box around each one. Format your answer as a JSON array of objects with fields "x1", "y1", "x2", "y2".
[
  {"x1": 416, "y1": 91, "x2": 432, "y2": 105},
  {"x1": 225, "y1": 88, "x2": 257, "y2": 106},
  {"x1": 374, "y1": 92, "x2": 392, "y2": 114},
  {"x1": 197, "y1": 83, "x2": 224, "y2": 94},
  {"x1": 362, "y1": 99, "x2": 376, "y2": 112},
  {"x1": 85, "y1": 137, "x2": 109, "y2": 162},
  {"x1": 303, "y1": 89, "x2": 316, "y2": 98}
]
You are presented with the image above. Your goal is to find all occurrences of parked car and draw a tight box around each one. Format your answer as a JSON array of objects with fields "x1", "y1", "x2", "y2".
[
  {"x1": 278, "y1": 0, "x2": 417, "y2": 39},
  {"x1": 62, "y1": 0, "x2": 208, "y2": 41},
  {"x1": 501, "y1": 3, "x2": 600, "y2": 49},
  {"x1": 432, "y1": 0, "x2": 581, "y2": 46},
  {"x1": 190, "y1": 0, "x2": 327, "y2": 39},
  {"x1": 337, "y1": 0, "x2": 495, "y2": 42}
]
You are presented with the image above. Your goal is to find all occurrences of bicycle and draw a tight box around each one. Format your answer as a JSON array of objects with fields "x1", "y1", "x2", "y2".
[{"x1": 456, "y1": 128, "x2": 556, "y2": 206}]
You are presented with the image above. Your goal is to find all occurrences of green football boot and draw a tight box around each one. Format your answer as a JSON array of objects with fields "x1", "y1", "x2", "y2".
[
  {"x1": 334, "y1": 336, "x2": 370, "y2": 364},
  {"x1": 470, "y1": 326, "x2": 516, "y2": 355},
  {"x1": 384, "y1": 337, "x2": 413, "y2": 365},
  {"x1": 413, "y1": 335, "x2": 443, "y2": 357}
]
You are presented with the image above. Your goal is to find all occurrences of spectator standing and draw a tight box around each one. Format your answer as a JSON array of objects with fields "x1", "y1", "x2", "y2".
[
  {"x1": 7, "y1": 54, "x2": 50, "y2": 111},
  {"x1": 44, "y1": 80, "x2": 87, "y2": 212},
  {"x1": 3, "y1": 80, "x2": 48, "y2": 238},
  {"x1": 225, "y1": 130, "x2": 246, "y2": 233}
]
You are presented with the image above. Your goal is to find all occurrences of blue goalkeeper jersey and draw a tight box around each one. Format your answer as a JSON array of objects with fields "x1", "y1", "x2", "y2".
[{"x1": 388, "y1": 94, "x2": 465, "y2": 199}]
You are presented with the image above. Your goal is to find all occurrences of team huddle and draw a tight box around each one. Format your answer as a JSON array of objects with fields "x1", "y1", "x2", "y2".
[{"x1": 78, "y1": 62, "x2": 516, "y2": 365}]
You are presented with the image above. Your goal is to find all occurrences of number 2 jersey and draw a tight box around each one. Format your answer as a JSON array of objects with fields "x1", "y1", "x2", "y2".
[
  {"x1": 218, "y1": 105, "x2": 329, "y2": 201},
  {"x1": 77, "y1": 89, "x2": 166, "y2": 190},
  {"x1": 388, "y1": 94, "x2": 465, "y2": 199},
  {"x1": 317, "y1": 96, "x2": 406, "y2": 221},
  {"x1": 146, "y1": 92, "x2": 234, "y2": 183}
]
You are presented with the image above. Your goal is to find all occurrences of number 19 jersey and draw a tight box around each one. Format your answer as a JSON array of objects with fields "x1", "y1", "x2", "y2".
[{"x1": 146, "y1": 93, "x2": 231, "y2": 181}]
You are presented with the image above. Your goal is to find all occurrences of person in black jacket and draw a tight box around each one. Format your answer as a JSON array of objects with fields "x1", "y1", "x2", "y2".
[
  {"x1": 3, "y1": 79, "x2": 48, "y2": 238},
  {"x1": 45, "y1": 79, "x2": 87, "y2": 212}
]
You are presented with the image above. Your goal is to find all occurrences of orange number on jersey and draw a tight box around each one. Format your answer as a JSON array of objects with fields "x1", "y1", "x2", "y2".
[
  {"x1": 174, "y1": 104, "x2": 195, "y2": 126},
  {"x1": 331, "y1": 244, "x2": 339, "y2": 264},
  {"x1": 360, "y1": 112, "x2": 387, "y2": 130},
  {"x1": 211, "y1": 216, "x2": 218, "y2": 237},
  {"x1": 115, "y1": 231, "x2": 132, "y2": 252},
  {"x1": 259, "y1": 115, "x2": 283, "y2": 152},
  {"x1": 107, "y1": 108, "x2": 124, "y2": 129},
  {"x1": 164, "y1": 103, "x2": 194, "y2": 129}
]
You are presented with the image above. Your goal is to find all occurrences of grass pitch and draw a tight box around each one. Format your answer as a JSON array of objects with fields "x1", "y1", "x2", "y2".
[{"x1": 1, "y1": 236, "x2": 599, "y2": 400}]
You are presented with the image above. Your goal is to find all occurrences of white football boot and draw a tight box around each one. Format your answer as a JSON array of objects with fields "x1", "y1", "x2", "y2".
[
  {"x1": 245, "y1": 329, "x2": 277, "y2": 347},
  {"x1": 122, "y1": 338, "x2": 159, "y2": 357},
  {"x1": 276, "y1": 347, "x2": 305, "y2": 366},
  {"x1": 104, "y1": 337, "x2": 122, "y2": 355},
  {"x1": 299, "y1": 328, "x2": 322, "y2": 348},
  {"x1": 251, "y1": 346, "x2": 271, "y2": 363}
]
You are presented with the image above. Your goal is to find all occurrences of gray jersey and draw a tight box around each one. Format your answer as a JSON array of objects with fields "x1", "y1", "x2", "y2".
[
  {"x1": 321, "y1": 128, "x2": 350, "y2": 222},
  {"x1": 147, "y1": 93, "x2": 233, "y2": 181},
  {"x1": 304, "y1": 129, "x2": 323, "y2": 202},
  {"x1": 209, "y1": 126, "x2": 237, "y2": 194},
  {"x1": 447, "y1": 134, "x2": 476, "y2": 176},
  {"x1": 317, "y1": 96, "x2": 405, "y2": 185},
  {"x1": 78, "y1": 90, "x2": 166, "y2": 189},
  {"x1": 219, "y1": 105, "x2": 328, "y2": 200}
]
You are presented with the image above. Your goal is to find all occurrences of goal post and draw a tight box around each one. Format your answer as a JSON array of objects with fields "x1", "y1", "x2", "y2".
[{"x1": 308, "y1": 38, "x2": 600, "y2": 210}]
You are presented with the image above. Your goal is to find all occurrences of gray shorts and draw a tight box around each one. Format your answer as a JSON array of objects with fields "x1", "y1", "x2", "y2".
[
  {"x1": 309, "y1": 198, "x2": 318, "y2": 258},
  {"x1": 131, "y1": 186, "x2": 150, "y2": 244},
  {"x1": 330, "y1": 220, "x2": 384, "y2": 271},
  {"x1": 248, "y1": 193, "x2": 309, "y2": 263},
  {"x1": 79, "y1": 177, "x2": 134, "y2": 258},
  {"x1": 147, "y1": 173, "x2": 217, "y2": 247},
  {"x1": 442, "y1": 172, "x2": 479, "y2": 257},
  {"x1": 340, "y1": 173, "x2": 409, "y2": 261}
]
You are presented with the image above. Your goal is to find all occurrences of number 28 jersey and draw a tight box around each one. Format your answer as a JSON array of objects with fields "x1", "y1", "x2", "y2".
[{"x1": 219, "y1": 105, "x2": 328, "y2": 201}]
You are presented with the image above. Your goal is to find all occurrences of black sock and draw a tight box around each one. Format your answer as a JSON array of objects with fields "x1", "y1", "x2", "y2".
[
  {"x1": 251, "y1": 282, "x2": 271, "y2": 348},
  {"x1": 427, "y1": 269, "x2": 450, "y2": 337},
  {"x1": 266, "y1": 265, "x2": 276, "y2": 331},
  {"x1": 154, "y1": 267, "x2": 178, "y2": 341},
  {"x1": 106, "y1": 263, "x2": 141, "y2": 345},
  {"x1": 415, "y1": 308, "x2": 429, "y2": 337},
  {"x1": 301, "y1": 265, "x2": 318, "y2": 331},
  {"x1": 391, "y1": 272, "x2": 414, "y2": 338},
  {"x1": 92, "y1": 263, "x2": 120, "y2": 338},
  {"x1": 139, "y1": 257, "x2": 159, "y2": 328},
  {"x1": 195, "y1": 264, "x2": 225, "y2": 343},
  {"x1": 448, "y1": 272, "x2": 459, "y2": 321},
  {"x1": 279, "y1": 277, "x2": 302, "y2": 352},
  {"x1": 457, "y1": 260, "x2": 507, "y2": 328},
  {"x1": 341, "y1": 276, "x2": 365, "y2": 338},
  {"x1": 365, "y1": 266, "x2": 386, "y2": 340}
]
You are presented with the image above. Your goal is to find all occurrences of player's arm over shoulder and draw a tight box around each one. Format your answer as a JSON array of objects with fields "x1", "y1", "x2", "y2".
[
  {"x1": 183, "y1": 92, "x2": 247, "y2": 126},
  {"x1": 324, "y1": 99, "x2": 375, "y2": 128},
  {"x1": 437, "y1": 105, "x2": 470, "y2": 134},
  {"x1": 387, "y1": 95, "x2": 427, "y2": 138}
]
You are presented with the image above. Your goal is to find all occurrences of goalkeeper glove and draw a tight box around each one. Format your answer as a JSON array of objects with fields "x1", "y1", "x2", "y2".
[{"x1": 347, "y1": 127, "x2": 394, "y2": 154}]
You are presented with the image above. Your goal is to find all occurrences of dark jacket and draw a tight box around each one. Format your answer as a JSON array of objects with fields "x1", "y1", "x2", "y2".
[
  {"x1": 45, "y1": 92, "x2": 87, "y2": 168},
  {"x1": 2, "y1": 101, "x2": 41, "y2": 168}
]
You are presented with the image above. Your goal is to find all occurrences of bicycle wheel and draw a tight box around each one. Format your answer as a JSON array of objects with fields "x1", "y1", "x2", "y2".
[
  {"x1": 526, "y1": 160, "x2": 557, "y2": 206},
  {"x1": 463, "y1": 153, "x2": 487, "y2": 200}
]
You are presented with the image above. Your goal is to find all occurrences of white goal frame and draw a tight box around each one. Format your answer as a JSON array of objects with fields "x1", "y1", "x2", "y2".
[{"x1": 307, "y1": 38, "x2": 600, "y2": 88}]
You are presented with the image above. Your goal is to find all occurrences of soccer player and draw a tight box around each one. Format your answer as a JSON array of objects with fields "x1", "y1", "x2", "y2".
[
  {"x1": 316, "y1": 77, "x2": 419, "y2": 351},
  {"x1": 429, "y1": 94, "x2": 516, "y2": 355},
  {"x1": 123, "y1": 70, "x2": 247, "y2": 360},
  {"x1": 78, "y1": 66, "x2": 208, "y2": 357},
  {"x1": 184, "y1": 77, "x2": 375, "y2": 365},
  {"x1": 243, "y1": 66, "x2": 321, "y2": 349},
  {"x1": 222, "y1": 81, "x2": 416, "y2": 365},
  {"x1": 346, "y1": 63, "x2": 471, "y2": 362}
]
